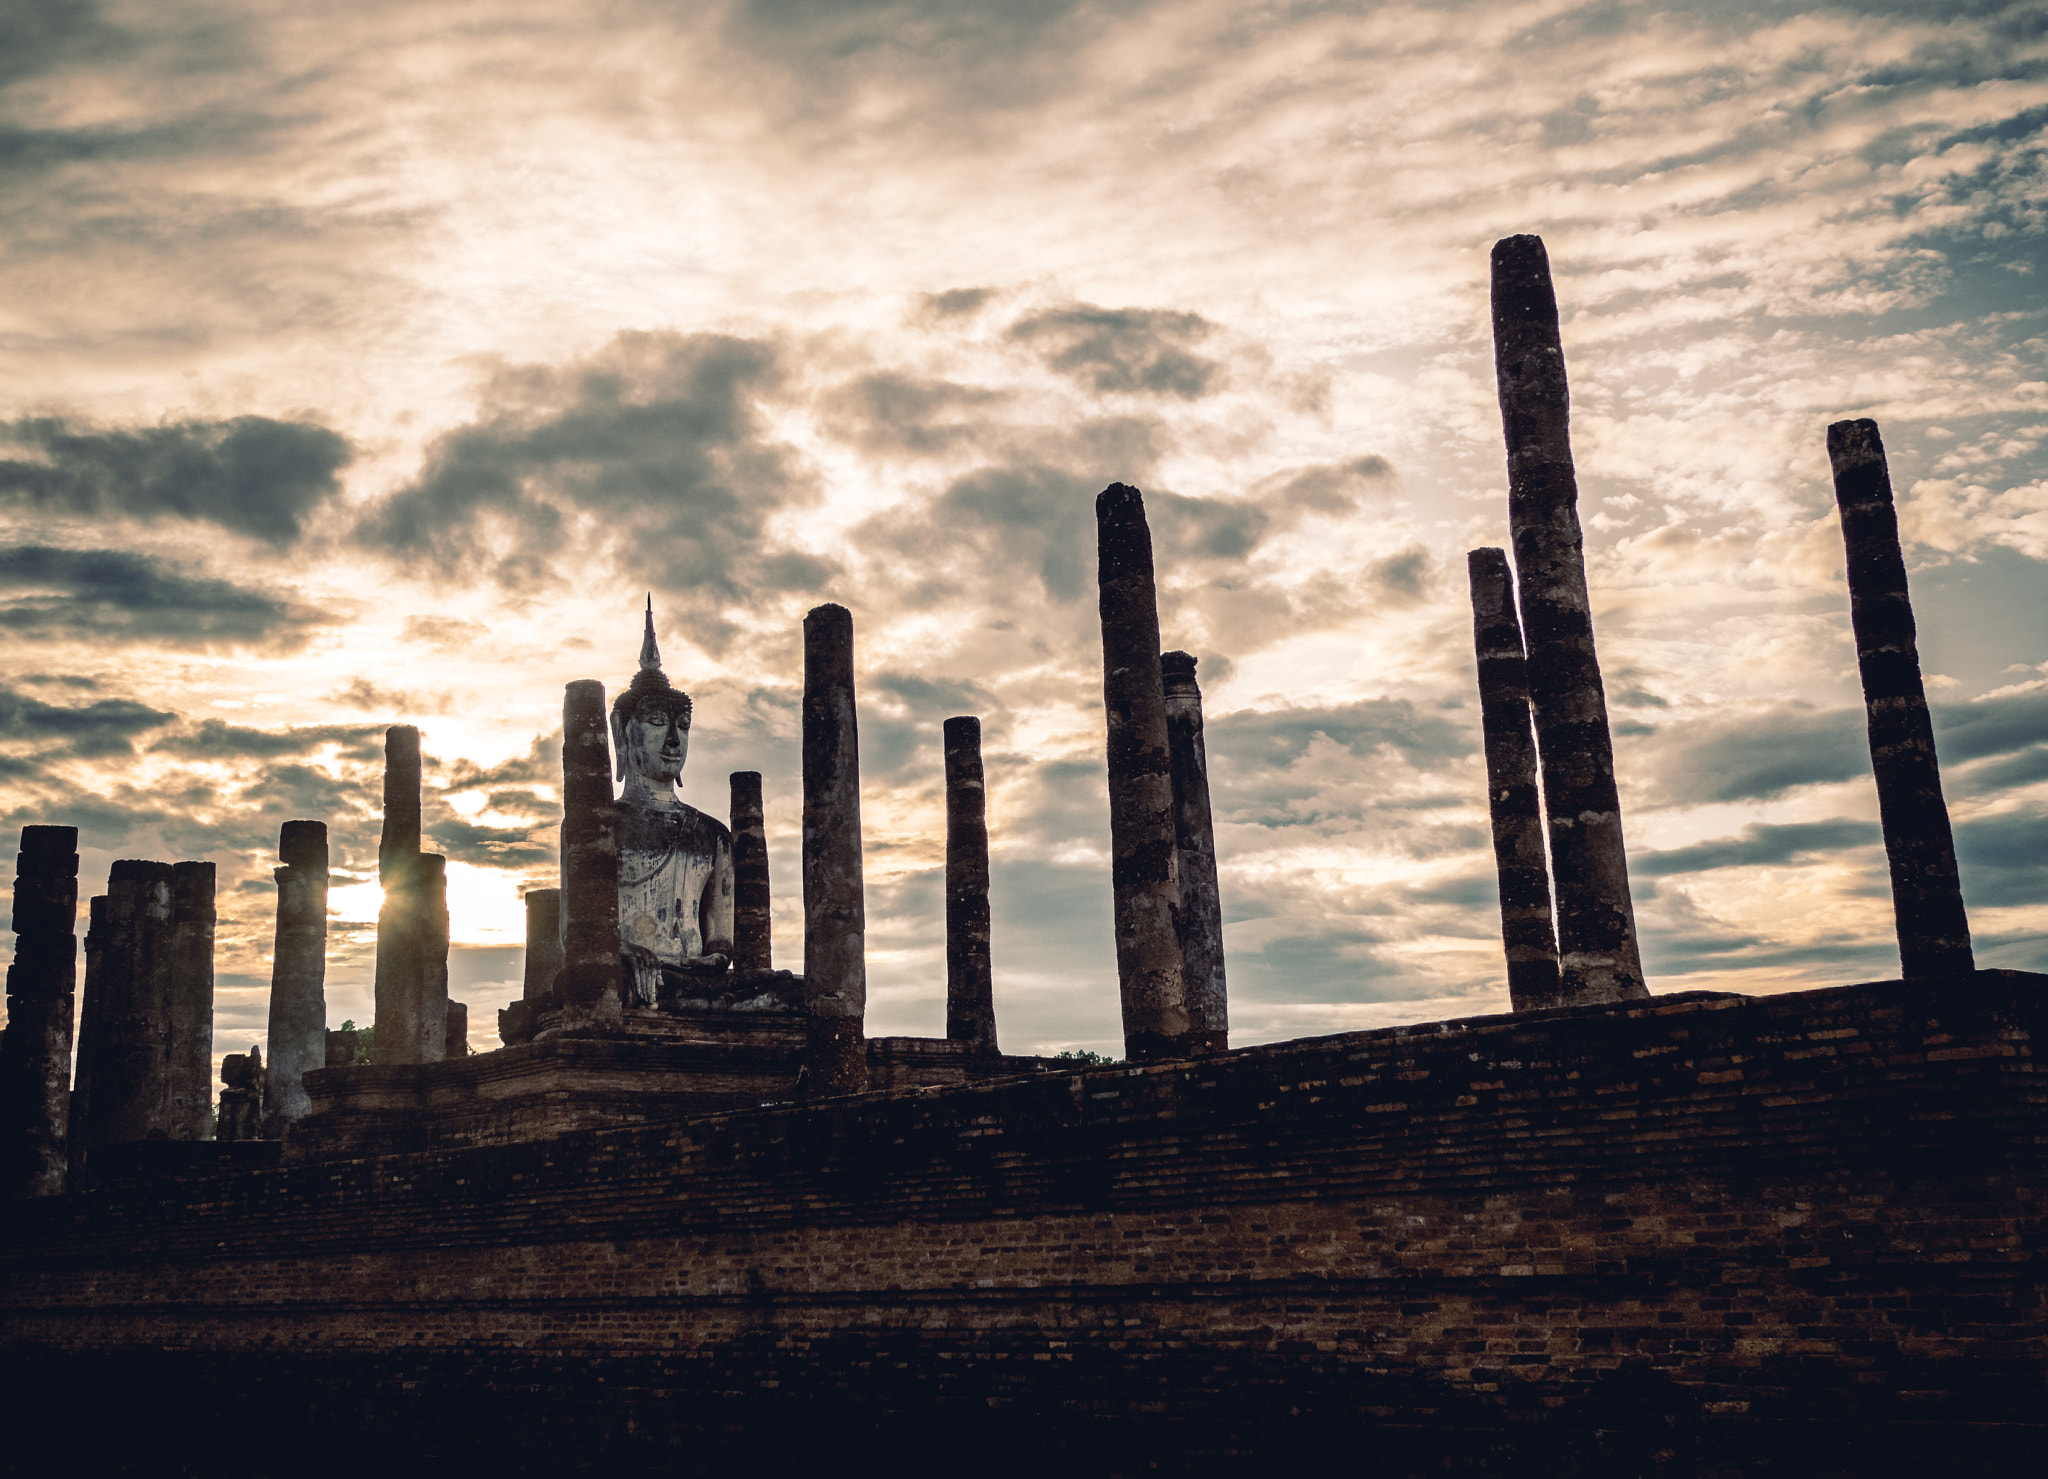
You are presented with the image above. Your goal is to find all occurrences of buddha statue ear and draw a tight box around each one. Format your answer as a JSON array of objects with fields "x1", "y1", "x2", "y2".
[{"x1": 609, "y1": 706, "x2": 629, "y2": 783}]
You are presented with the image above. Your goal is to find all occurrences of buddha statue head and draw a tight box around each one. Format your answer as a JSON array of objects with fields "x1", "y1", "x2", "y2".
[{"x1": 611, "y1": 599, "x2": 693, "y2": 793}]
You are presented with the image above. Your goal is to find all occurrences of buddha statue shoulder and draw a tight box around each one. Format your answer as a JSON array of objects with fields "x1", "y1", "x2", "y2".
[{"x1": 609, "y1": 603, "x2": 736, "y2": 1008}]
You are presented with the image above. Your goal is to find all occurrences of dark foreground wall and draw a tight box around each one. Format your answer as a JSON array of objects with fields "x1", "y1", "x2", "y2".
[{"x1": 3, "y1": 974, "x2": 2044, "y2": 1477}]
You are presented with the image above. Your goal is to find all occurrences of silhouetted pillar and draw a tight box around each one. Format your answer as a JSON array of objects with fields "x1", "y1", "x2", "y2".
[
  {"x1": 82, "y1": 860, "x2": 175, "y2": 1156},
  {"x1": 729, "y1": 772, "x2": 773, "y2": 977},
  {"x1": 801, "y1": 603, "x2": 868, "y2": 1096},
  {"x1": 263, "y1": 821, "x2": 328, "y2": 1133},
  {"x1": 1468, "y1": 549, "x2": 1564, "y2": 1010},
  {"x1": 522, "y1": 888, "x2": 562, "y2": 1002},
  {"x1": 445, "y1": 1000, "x2": 469, "y2": 1058},
  {"x1": 1491, "y1": 234, "x2": 1647, "y2": 1004},
  {"x1": 557, "y1": 680, "x2": 623, "y2": 1028},
  {"x1": 66, "y1": 895, "x2": 106, "y2": 1186},
  {"x1": 1827, "y1": 418, "x2": 1975, "y2": 977},
  {"x1": 374, "y1": 725, "x2": 428, "y2": 1063},
  {"x1": 166, "y1": 861, "x2": 214, "y2": 1140},
  {"x1": 943, "y1": 716, "x2": 997, "y2": 1053},
  {"x1": 1095, "y1": 484, "x2": 1191, "y2": 1061},
  {"x1": 420, "y1": 853, "x2": 449, "y2": 1061},
  {"x1": 1, "y1": 825, "x2": 79, "y2": 1197},
  {"x1": 1161, "y1": 652, "x2": 1228, "y2": 1054}
]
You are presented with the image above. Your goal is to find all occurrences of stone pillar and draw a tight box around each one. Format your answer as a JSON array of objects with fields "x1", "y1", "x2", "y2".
[
  {"x1": 557, "y1": 680, "x2": 623, "y2": 1028},
  {"x1": 1827, "y1": 419, "x2": 1975, "y2": 978},
  {"x1": 729, "y1": 772, "x2": 773, "y2": 978},
  {"x1": 1095, "y1": 483, "x2": 1192, "y2": 1061},
  {"x1": 166, "y1": 861, "x2": 214, "y2": 1140},
  {"x1": 942, "y1": 716, "x2": 997, "y2": 1054},
  {"x1": 801, "y1": 603, "x2": 868, "y2": 1096},
  {"x1": 374, "y1": 725, "x2": 428, "y2": 1063},
  {"x1": 66, "y1": 894, "x2": 106, "y2": 1187},
  {"x1": 81, "y1": 860, "x2": 176, "y2": 1156},
  {"x1": 1468, "y1": 549, "x2": 1564, "y2": 1011},
  {"x1": 521, "y1": 888, "x2": 563, "y2": 1002},
  {"x1": 1490, "y1": 235, "x2": 1648, "y2": 1004},
  {"x1": 1, "y1": 825, "x2": 79, "y2": 1197},
  {"x1": 420, "y1": 853, "x2": 449, "y2": 1061},
  {"x1": 263, "y1": 822, "x2": 328, "y2": 1133},
  {"x1": 1159, "y1": 653, "x2": 1228, "y2": 1055},
  {"x1": 445, "y1": 1000, "x2": 469, "y2": 1057}
]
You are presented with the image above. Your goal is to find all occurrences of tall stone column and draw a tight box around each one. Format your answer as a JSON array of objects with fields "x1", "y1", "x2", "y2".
[
  {"x1": 521, "y1": 888, "x2": 562, "y2": 1003},
  {"x1": 167, "y1": 861, "x2": 215, "y2": 1140},
  {"x1": 420, "y1": 853, "x2": 449, "y2": 1061},
  {"x1": 729, "y1": 772, "x2": 773, "y2": 978},
  {"x1": 1159, "y1": 653, "x2": 1228, "y2": 1055},
  {"x1": 942, "y1": 716, "x2": 997, "y2": 1054},
  {"x1": 1, "y1": 825, "x2": 79, "y2": 1198},
  {"x1": 81, "y1": 859, "x2": 176, "y2": 1156},
  {"x1": 1468, "y1": 549, "x2": 1564, "y2": 1011},
  {"x1": 263, "y1": 821, "x2": 328, "y2": 1133},
  {"x1": 1095, "y1": 484, "x2": 1191, "y2": 1061},
  {"x1": 1827, "y1": 419, "x2": 1975, "y2": 978},
  {"x1": 801, "y1": 603, "x2": 868, "y2": 1095},
  {"x1": 557, "y1": 680, "x2": 623, "y2": 1028},
  {"x1": 66, "y1": 894, "x2": 106, "y2": 1187},
  {"x1": 374, "y1": 725, "x2": 428, "y2": 1063},
  {"x1": 1491, "y1": 234, "x2": 1648, "y2": 1004}
]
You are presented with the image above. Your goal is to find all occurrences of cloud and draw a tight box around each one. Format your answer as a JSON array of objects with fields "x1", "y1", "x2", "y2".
[
  {"x1": 149, "y1": 719, "x2": 381, "y2": 762},
  {"x1": 0, "y1": 415, "x2": 352, "y2": 544},
  {"x1": 1007, "y1": 303, "x2": 1227, "y2": 399},
  {"x1": 0, "y1": 681, "x2": 173, "y2": 758},
  {"x1": 0, "y1": 545, "x2": 333, "y2": 651},
  {"x1": 1206, "y1": 699, "x2": 1472, "y2": 778},
  {"x1": 1634, "y1": 819, "x2": 1883, "y2": 877}
]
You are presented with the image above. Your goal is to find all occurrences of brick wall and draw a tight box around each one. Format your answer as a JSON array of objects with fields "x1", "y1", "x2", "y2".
[{"x1": 3, "y1": 972, "x2": 2043, "y2": 1475}]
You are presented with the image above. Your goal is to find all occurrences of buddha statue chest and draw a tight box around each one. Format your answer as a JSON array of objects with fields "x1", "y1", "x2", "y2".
[{"x1": 617, "y1": 801, "x2": 732, "y2": 972}]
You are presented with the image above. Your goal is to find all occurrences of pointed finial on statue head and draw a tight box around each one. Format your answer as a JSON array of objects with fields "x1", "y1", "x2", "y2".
[{"x1": 640, "y1": 594, "x2": 661, "y2": 672}]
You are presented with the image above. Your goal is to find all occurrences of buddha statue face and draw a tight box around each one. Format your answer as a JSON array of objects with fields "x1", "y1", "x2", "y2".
[{"x1": 615, "y1": 695, "x2": 690, "y2": 790}]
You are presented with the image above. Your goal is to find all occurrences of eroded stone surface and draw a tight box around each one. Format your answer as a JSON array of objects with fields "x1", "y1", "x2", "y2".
[
  {"x1": 1, "y1": 825, "x2": 79, "y2": 1198},
  {"x1": 942, "y1": 716, "x2": 996, "y2": 1054},
  {"x1": 801, "y1": 603, "x2": 868, "y2": 1096},
  {"x1": 1160, "y1": 653, "x2": 1226, "y2": 1054},
  {"x1": 264, "y1": 822, "x2": 328, "y2": 1134}
]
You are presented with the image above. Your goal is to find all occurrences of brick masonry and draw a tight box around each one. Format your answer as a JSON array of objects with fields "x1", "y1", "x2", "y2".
[{"x1": 2, "y1": 971, "x2": 2043, "y2": 1475}]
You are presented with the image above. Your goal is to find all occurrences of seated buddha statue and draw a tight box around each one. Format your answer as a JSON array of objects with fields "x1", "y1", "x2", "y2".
[{"x1": 610, "y1": 603, "x2": 736, "y2": 1008}]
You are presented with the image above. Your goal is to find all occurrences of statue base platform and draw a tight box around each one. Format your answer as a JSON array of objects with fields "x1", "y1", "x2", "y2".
[{"x1": 288, "y1": 1008, "x2": 1060, "y2": 1160}]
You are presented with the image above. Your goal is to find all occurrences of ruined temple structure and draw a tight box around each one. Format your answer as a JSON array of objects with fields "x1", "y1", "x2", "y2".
[{"x1": 2, "y1": 243, "x2": 2043, "y2": 1473}]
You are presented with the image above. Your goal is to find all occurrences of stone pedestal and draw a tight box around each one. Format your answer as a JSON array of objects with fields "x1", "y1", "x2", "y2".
[
  {"x1": 263, "y1": 821, "x2": 329, "y2": 1133},
  {"x1": 801, "y1": 604, "x2": 868, "y2": 1096},
  {"x1": 1, "y1": 825, "x2": 79, "y2": 1198},
  {"x1": 942, "y1": 717, "x2": 996, "y2": 1054}
]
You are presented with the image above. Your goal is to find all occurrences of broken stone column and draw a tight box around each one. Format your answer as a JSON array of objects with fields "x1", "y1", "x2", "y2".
[
  {"x1": 374, "y1": 725, "x2": 429, "y2": 1063},
  {"x1": 420, "y1": 853, "x2": 449, "y2": 1061},
  {"x1": 1468, "y1": 549, "x2": 1564, "y2": 1011},
  {"x1": 522, "y1": 888, "x2": 562, "y2": 1003},
  {"x1": 942, "y1": 716, "x2": 997, "y2": 1054},
  {"x1": 445, "y1": 1000, "x2": 468, "y2": 1058},
  {"x1": 263, "y1": 821, "x2": 328, "y2": 1134},
  {"x1": 1160, "y1": 652, "x2": 1228, "y2": 1055},
  {"x1": 1095, "y1": 483, "x2": 1192, "y2": 1061},
  {"x1": 81, "y1": 860, "x2": 176, "y2": 1156},
  {"x1": 66, "y1": 894, "x2": 106, "y2": 1187},
  {"x1": 801, "y1": 603, "x2": 868, "y2": 1096},
  {"x1": 1827, "y1": 418, "x2": 1975, "y2": 978},
  {"x1": 217, "y1": 1047, "x2": 263, "y2": 1142},
  {"x1": 167, "y1": 861, "x2": 214, "y2": 1140},
  {"x1": 1, "y1": 825, "x2": 79, "y2": 1198},
  {"x1": 557, "y1": 680, "x2": 623, "y2": 1029},
  {"x1": 1490, "y1": 234, "x2": 1648, "y2": 1004},
  {"x1": 730, "y1": 772, "x2": 773, "y2": 978}
]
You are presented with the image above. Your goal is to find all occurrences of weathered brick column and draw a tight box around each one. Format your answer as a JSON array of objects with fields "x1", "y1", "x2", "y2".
[
  {"x1": 1827, "y1": 418, "x2": 1974, "y2": 977},
  {"x1": 801, "y1": 603, "x2": 868, "y2": 1095},
  {"x1": 80, "y1": 860, "x2": 176, "y2": 1157},
  {"x1": 66, "y1": 894, "x2": 106, "y2": 1186},
  {"x1": 374, "y1": 725, "x2": 428, "y2": 1062},
  {"x1": 1160, "y1": 652, "x2": 1228, "y2": 1055},
  {"x1": 557, "y1": 680, "x2": 623, "y2": 1029},
  {"x1": 729, "y1": 772, "x2": 773, "y2": 978},
  {"x1": 943, "y1": 716, "x2": 997, "y2": 1054},
  {"x1": 1468, "y1": 549, "x2": 1564, "y2": 1010},
  {"x1": 1095, "y1": 484, "x2": 1191, "y2": 1061},
  {"x1": 262, "y1": 822, "x2": 328, "y2": 1133},
  {"x1": 522, "y1": 888, "x2": 562, "y2": 1003},
  {"x1": 419, "y1": 854, "x2": 450, "y2": 1061},
  {"x1": 166, "y1": 861, "x2": 215, "y2": 1140},
  {"x1": 1491, "y1": 234, "x2": 1647, "y2": 1004},
  {"x1": 1, "y1": 825, "x2": 79, "y2": 1197}
]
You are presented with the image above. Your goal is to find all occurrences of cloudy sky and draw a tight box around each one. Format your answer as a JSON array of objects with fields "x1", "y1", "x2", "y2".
[{"x1": 2, "y1": 0, "x2": 2044, "y2": 1068}]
